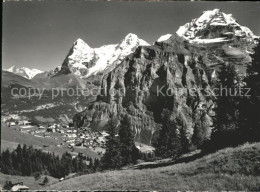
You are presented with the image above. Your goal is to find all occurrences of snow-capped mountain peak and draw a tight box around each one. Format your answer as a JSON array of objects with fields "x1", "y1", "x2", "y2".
[
  {"x1": 5, "y1": 66, "x2": 44, "y2": 79},
  {"x1": 73, "y1": 38, "x2": 92, "y2": 50},
  {"x1": 176, "y1": 9, "x2": 258, "y2": 44},
  {"x1": 118, "y1": 33, "x2": 150, "y2": 48},
  {"x1": 62, "y1": 33, "x2": 150, "y2": 78}
]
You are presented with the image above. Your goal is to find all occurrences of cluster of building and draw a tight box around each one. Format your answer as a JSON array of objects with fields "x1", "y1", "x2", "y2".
[
  {"x1": 2, "y1": 114, "x2": 109, "y2": 154},
  {"x1": 62, "y1": 127, "x2": 108, "y2": 150}
]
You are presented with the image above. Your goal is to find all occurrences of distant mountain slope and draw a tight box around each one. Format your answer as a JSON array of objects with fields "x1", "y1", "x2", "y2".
[
  {"x1": 31, "y1": 72, "x2": 86, "y2": 89},
  {"x1": 5, "y1": 66, "x2": 44, "y2": 79},
  {"x1": 46, "y1": 142, "x2": 260, "y2": 190},
  {"x1": 1, "y1": 71, "x2": 36, "y2": 88}
]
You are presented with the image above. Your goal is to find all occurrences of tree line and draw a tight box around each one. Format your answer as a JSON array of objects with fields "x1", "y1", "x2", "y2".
[{"x1": 0, "y1": 144, "x2": 100, "y2": 179}]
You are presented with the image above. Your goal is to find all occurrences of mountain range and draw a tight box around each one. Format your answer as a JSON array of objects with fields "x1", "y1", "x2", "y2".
[
  {"x1": 3, "y1": 33, "x2": 149, "y2": 84},
  {"x1": 5, "y1": 9, "x2": 258, "y2": 83},
  {"x1": 2, "y1": 9, "x2": 259, "y2": 144},
  {"x1": 5, "y1": 66, "x2": 44, "y2": 79}
]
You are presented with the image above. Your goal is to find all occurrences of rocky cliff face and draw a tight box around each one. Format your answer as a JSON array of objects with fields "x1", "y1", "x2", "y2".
[{"x1": 74, "y1": 36, "x2": 215, "y2": 144}]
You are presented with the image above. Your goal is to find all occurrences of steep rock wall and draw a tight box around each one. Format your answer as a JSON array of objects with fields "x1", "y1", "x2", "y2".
[{"x1": 74, "y1": 36, "x2": 213, "y2": 145}]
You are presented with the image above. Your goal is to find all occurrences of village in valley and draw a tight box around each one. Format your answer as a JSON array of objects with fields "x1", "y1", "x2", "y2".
[
  {"x1": 1, "y1": 114, "x2": 154, "y2": 158},
  {"x1": 1, "y1": 114, "x2": 109, "y2": 156}
]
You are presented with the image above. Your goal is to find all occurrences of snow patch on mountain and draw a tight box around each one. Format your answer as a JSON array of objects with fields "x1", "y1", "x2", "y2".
[
  {"x1": 62, "y1": 33, "x2": 150, "y2": 78},
  {"x1": 6, "y1": 66, "x2": 44, "y2": 79},
  {"x1": 189, "y1": 37, "x2": 231, "y2": 44},
  {"x1": 157, "y1": 34, "x2": 172, "y2": 42}
]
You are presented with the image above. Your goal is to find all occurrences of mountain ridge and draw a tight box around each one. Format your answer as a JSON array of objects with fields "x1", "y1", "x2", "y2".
[
  {"x1": 5, "y1": 66, "x2": 44, "y2": 79},
  {"x1": 60, "y1": 33, "x2": 150, "y2": 78}
]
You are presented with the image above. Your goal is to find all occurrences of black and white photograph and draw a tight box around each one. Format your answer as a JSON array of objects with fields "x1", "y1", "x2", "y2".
[{"x1": 1, "y1": 0, "x2": 260, "y2": 191}]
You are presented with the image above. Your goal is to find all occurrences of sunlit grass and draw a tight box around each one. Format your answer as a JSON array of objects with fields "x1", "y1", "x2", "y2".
[{"x1": 46, "y1": 142, "x2": 260, "y2": 190}]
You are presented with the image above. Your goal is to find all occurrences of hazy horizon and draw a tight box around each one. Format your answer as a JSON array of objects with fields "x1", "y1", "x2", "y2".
[{"x1": 3, "y1": 1, "x2": 260, "y2": 71}]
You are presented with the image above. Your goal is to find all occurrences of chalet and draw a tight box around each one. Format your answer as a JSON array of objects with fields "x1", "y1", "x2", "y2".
[
  {"x1": 35, "y1": 130, "x2": 45, "y2": 134},
  {"x1": 18, "y1": 120, "x2": 30, "y2": 125},
  {"x1": 59, "y1": 177, "x2": 64, "y2": 182},
  {"x1": 9, "y1": 114, "x2": 19, "y2": 120},
  {"x1": 9, "y1": 122, "x2": 16, "y2": 126},
  {"x1": 84, "y1": 160, "x2": 90, "y2": 166},
  {"x1": 11, "y1": 182, "x2": 29, "y2": 191},
  {"x1": 59, "y1": 130, "x2": 65, "y2": 133},
  {"x1": 48, "y1": 124, "x2": 56, "y2": 129}
]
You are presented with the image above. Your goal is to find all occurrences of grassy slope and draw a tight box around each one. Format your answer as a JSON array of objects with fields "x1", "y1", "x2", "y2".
[
  {"x1": 0, "y1": 172, "x2": 58, "y2": 190},
  {"x1": 1, "y1": 125, "x2": 60, "y2": 147},
  {"x1": 46, "y1": 142, "x2": 260, "y2": 191}
]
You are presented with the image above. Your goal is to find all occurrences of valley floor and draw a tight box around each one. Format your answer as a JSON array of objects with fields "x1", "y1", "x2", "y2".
[{"x1": 45, "y1": 142, "x2": 260, "y2": 191}]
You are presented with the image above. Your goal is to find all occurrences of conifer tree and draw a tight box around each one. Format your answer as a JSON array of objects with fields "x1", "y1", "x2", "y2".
[
  {"x1": 211, "y1": 62, "x2": 241, "y2": 148},
  {"x1": 100, "y1": 117, "x2": 122, "y2": 170},
  {"x1": 3, "y1": 181, "x2": 13, "y2": 190},
  {"x1": 1, "y1": 149, "x2": 13, "y2": 174},
  {"x1": 192, "y1": 112, "x2": 211, "y2": 148},
  {"x1": 240, "y1": 42, "x2": 260, "y2": 142},
  {"x1": 43, "y1": 176, "x2": 49, "y2": 185},
  {"x1": 0, "y1": 144, "x2": 88, "y2": 178},
  {"x1": 93, "y1": 158, "x2": 100, "y2": 172},
  {"x1": 154, "y1": 109, "x2": 182, "y2": 159},
  {"x1": 118, "y1": 115, "x2": 140, "y2": 166}
]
